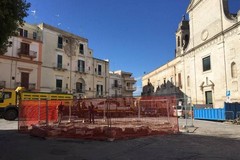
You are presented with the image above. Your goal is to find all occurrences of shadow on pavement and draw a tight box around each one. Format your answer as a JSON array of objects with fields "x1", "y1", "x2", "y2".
[{"x1": 0, "y1": 129, "x2": 240, "y2": 160}]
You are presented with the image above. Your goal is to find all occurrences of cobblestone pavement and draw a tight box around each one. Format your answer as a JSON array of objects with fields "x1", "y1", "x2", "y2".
[{"x1": 0, "y1": 119, "x2": 240, "y2": 160}]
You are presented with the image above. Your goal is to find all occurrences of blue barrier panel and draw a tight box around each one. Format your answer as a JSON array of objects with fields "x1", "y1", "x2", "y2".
[
  {"x1": 225, "y1": 103, "x2": 240, "y2": 119},
  {"x1": 194, "y1": 103, "x2": 240, "y2": 121},
  {"x1": 193, "y1": 108, "x2": 225, "y2": 121}
]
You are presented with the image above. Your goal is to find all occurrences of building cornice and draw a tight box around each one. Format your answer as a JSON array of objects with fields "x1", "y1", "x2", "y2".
[
  {"x1": 93, "y1": 57, "x2": 109, "y2": 63},
  {"x1": 39, "y1": 23, "x2": 88, "y2": 42},
  {"x1": 0, "y1": 55, "x2": 42, "y2": 65},
  {"x1": 184, "y1": 21, "x2": 240, "y2": 55},
  {"x1": 142, "y1": 57, "x2": 182, "y2": 81},
  {"x1": 187, "y1": 0, "x2": 202, "y2": 13}
]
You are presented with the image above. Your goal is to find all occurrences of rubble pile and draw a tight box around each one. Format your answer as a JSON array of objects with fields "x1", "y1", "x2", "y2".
[{"x1": 19, "y1": 120, "x2": 178, "y2": 141}]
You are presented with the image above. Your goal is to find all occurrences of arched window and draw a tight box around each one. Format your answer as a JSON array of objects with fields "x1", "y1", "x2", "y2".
[
  {"x1": 177, "y1": 36, "x2": 180, "y2": 47},
  {"x1": 187, "y1": 76, "x2": 190, "y2": 87},
  {"x1": 183, "y1": 35, "x2": 189, "y2": 48},
  {"x1": 76, "y1": 78, "x2": 86, "y2": 93},
  {"x1": 231, "y1": 62, "x2": 237, "y2": 78}
]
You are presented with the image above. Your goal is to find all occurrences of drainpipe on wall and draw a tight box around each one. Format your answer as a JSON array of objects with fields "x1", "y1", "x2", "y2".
[
  {"x1": 10, "y1": 37, "x2": 14, "y2": 88},
  {"x1": 190, "y1": 12, "x2": 198, "y2": 105},
  {"x1": 220, "y1": 0, "x2": 228, "y2": 94}
]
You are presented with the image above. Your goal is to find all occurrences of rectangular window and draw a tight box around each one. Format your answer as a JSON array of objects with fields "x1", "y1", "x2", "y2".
[
  {"x1": 97, "y1": 84, "x2": 103, "y2": 96},
  {"x1": 18, "y1": 28, "x2": 28, "y2": 38},
  {"x1": 57, "y1": 55, "x2": 63, "y2": 68},
  {"x1": 58, "y1": 36, "x2": 63, "y2": 49},
  {"x1": 187, "y1": 76, "x2": 190, "y2": 87},
  {"x1": 98, "y1": 64, "x2": 102, "y2": 75},
  {"x1": 79, "y1": 43, "x2": 84, "y2": 54},
  {"x1": 33, "y1": 32, "x2": 37, "y2": 40},
  {"x1": 24, "y1": 30, "x2": 28, "y2": 38},
  {"x1": 114, "y1": 80, "x2": 118, "y2": 87},
  {"x1": 56, "y1": 79, "x2": 62, "y2": 92},
  {"x1": 3, "y1": 92, "x2": 12, "y2": 99},
  {"x1": 205, "y1": 91, "x2": 213, "y2": 104},
  {"x1": 0, "y1": 92, "x2": 12, "y2": 103},
  {"x1": 203, "y1": 56, "x2": 211, "y2": 72},
  {"x1": 178, "y1": 73, "x2": 182, "y2": 88},
  {"x1": 78, "y1": 60, "x2": 85, "y2": 72},
  {"x1": 18, "y1": 28, "x2": 23, "y2": 36},
  {"x1": 20, "y1": 42, "x2": 30, "y2": 55}
]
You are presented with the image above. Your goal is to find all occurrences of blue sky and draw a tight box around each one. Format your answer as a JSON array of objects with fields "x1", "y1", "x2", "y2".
[{"x1": 25, "y1": 0, "x2": 240, "y2": 96}]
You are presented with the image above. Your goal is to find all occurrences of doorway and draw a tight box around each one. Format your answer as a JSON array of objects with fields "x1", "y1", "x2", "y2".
[
  {"x1": 205, "y1": 91, "x2": 213, "y2": 104},
  {"x1": 21, "y1": 72, "x2": 29, "y2": 89}
]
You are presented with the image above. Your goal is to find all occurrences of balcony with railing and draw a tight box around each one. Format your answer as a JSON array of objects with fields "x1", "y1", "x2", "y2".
[
  {"x1": 51, "y1": 87, "x2": 69, "y2": 93},
  {"x1": 76, "y1": 87, "x2": 86, "y2": 93},
  {"x1": 111, "y1": 84, "x2": 122, "y2": 89},
  {"x1": 17, "y1": 48, "x2": 37, "y2": 59},
  {"x1": 124, "y1": 77, "x2": 136, "y2": 82},
  {"x1": 125, "y1": 86, "x2": 137, "y2": 91},
  {"x1": 95, "y1": 71, "x2": 105, "y2": 77},
  {"x1": 96, "y1": 91, "x2": 104, "y2": 97},
  {"x1": 75, "y1": 66, "x2": 86, "y2": 74},
  {"x1": 15, "y1": 82, "x2": 36, "y2": 90},
  {"x1": 52, "y1": 63, "x2": 68, "y2": 71},
  {"x1": 29, "y1": 83, "x2": 36, "y2": 90},
  {"x1": 18, "y1": 32, "x2": 42, "y2": 41},
  {"x1": 57, "y1": 43, "x2": 63, "y2": 49}
]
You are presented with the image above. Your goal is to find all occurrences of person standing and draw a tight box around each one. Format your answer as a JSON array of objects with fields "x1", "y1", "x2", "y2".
[{"x1": 88, "y1": 102, "x2": 95, "y2": 124}]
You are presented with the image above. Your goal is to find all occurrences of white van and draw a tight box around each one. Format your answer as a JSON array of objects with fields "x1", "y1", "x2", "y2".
[{"x1": 173, "y1": 105, "x2": 184, "y2": 117}]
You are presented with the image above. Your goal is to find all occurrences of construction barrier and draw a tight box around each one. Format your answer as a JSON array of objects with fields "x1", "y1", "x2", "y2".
[
  {"x1": 194, "y1": 102, "x2": 240, "y2": 121},
  {"x1": 18, "y1": 96, "x2": 179, "y2": 140}
]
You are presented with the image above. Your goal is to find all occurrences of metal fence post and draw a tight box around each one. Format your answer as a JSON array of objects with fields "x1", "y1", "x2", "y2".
[
  {"x1": 38, "y1": 98, "x2": 41, "y2": 123},
  {"x1": 104, "y1": 101, "x2": 106, "y2": 121},
  {"x1": 46, "y1": 100, "x2": 49, "y2": 126},
  {"x1": 189, "y1": 97, "x2": 194, "y2": 127},
  {"x1": 167, "y1": 99, "x2": 170, "y2": 122},
  {"x1": 138, "y1": 100, "x2": 141, "y2": 119},
  {"x1": 69, "y1": 101, "x2": 71, "y2": 122}
]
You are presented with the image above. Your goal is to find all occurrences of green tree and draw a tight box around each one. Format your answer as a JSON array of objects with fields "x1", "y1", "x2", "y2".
[{"x1": 0, "y1": 0, "x2": 30, "y2": 54}]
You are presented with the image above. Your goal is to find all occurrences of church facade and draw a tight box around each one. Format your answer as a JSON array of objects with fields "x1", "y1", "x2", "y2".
[{"x1": 142, "y1": 0, "x2": 240, "y2": 108}]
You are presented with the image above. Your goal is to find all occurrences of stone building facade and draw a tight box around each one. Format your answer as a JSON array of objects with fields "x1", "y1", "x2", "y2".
[
  {"x1": 38, "y1": 23, "x2": 109, "y2": 98},
  {"x1": 0, "y1": 23, "x2": 110, "y2": 98},
  {"x1": 109, "y1": 71, "x2": 136, "y2": 97},
  {"x1": 142, "y1": 0, "x2": 240, "y2": 108},
  {"x1": 0, "y1": 23, "x2": 42, "y2": 91}
]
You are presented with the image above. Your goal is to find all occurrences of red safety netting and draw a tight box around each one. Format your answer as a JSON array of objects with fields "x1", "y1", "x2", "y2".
[{"x1": 18, "y1": 96, "x2": 179, "y2": 140}]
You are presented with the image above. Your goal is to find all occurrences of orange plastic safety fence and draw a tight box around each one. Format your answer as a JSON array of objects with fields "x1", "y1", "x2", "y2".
[{"x1": 18, "y1": 96, "x2": 180, "y2": 140}]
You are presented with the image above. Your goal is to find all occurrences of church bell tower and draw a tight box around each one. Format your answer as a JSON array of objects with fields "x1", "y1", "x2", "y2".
[{"x1": 175, "y1": 15, "x2": 189, "y2": 57}]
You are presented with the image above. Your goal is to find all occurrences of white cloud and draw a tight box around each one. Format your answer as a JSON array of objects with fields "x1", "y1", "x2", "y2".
[{"x1": 31, "y1": 10, "x2": 36, "y2": 16}]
